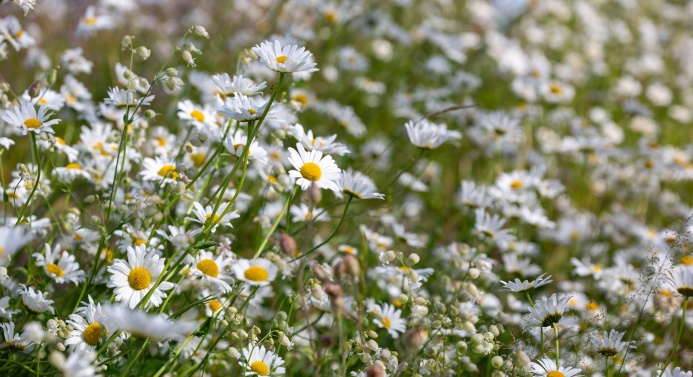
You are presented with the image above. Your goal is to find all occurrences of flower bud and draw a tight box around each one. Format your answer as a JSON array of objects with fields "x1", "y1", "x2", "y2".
[
  {"x1": 145, "y1": 110, "x2": 157, "y2": 119},
  {"x1": 343, "y1": 253, "x2": 360, "y2": 277},
  {"x1": 136, "y1": 46, "x2": 151, "y2": 60},
  {"x1": 492, "y1": 356, "x2": 503, "y2": 369},
  {"x1": 468, "y1": 267, "x2": 480, "y2": 279},
  {"x1": 28, "y1": 80, "x2": 42, "y2": 98},
  {"x1": 121, "y1": 35, "x2": 134, "y2": 50},
  {"x1": 366, "y1": 364, "x2": 386, "y2": 377},
  {"x1": 319, "y1": 333, "x2": 335, "y2": 349},
  {"x1": 279, "y1": 232, "x2": 298, "y2": 257},
  {"x1": 408, "y1": 253, "x2": 420, "y2": 265},
  {"x1": 193, "y1": 25, "x2": 210, "y2": 39},
  {"x1": 307, "y1": 181, "x2": 321, "y2": 203}
]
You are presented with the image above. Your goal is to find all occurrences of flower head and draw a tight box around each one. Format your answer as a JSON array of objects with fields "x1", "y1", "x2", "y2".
[
  {"x1": 287, "y1": 143, "x2": 341, "y2": 192},
  {"x1": 106, "y1": 245, "x2": 174, "y2": 309},
  {"x1": 252, "y1": 40, "x2": 318, "y2": 73},
  {"x1": 2, "y1": 103, "x2": 60, "y2": 135}
]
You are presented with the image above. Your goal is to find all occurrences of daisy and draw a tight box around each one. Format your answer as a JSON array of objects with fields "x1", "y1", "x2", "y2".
[
  {"x1": 223, "y1": 132, "x2": 270, "y2": 166},
  {"x1": 660, "y1": 367, "x2": 693, "y2": 377},
  {"x1": 232, "y1": 258, "x2": 278, "y2": 287},
  {"x1": 65, "y1": 300, "x2": 111, "y2": 354},
  {"x1": 372, "y1": 302, "x2": 407, "y2": 338},
  {"x1": 177, "y1": 100, "x2": 215, "y2": 129},
  {"x1": 530, "y1": 358, "x2": 582, "y2": 377},
  {"x1": 590, "y1": 329, "x2": 632, "y2": 357},
  {"x1": 0, "y1": 225, "x2": 31, "y2": 266},
  {"x1": 33, "y1": 243, "x2": 85, "y2": 285},
  {"x1": 211, "y1": 73, "x2": 267, "y2": 97},
  {"x1": 661, "y1": 266, "x2": 693, "y2": 297},
  {"x1": 104, "y1": 304, "x2": 195, "y2": 341},
  {"x1": 218, "y1": 94, "x2": 272, "y2": 122},
  {"x1": 76, "y1": 6, "x2": 113, "y2": 36},
  {"x1": 185, "y1": 250, "x2": 234, "y2": 294},
  {"x1": 1, "y1": 322, "x2": 36, "y2": 353},
  {"x1": 104, "y1": 87, "x2": 154, "y2": 108},
  {"x1": 2, "y1": 103, "x2": 60, "y2": 135},
  {"x1": 290, "y1": 123, "x2": 350, "y2": 156},
  {"x1": 155, "y1": 225, "x2": 202, "y2": 251},
  {"x1": 19, "y1": 285, "x2": 55, "y2": 314},
  {"x1": 242, "y1": 344, "x2": 286, "y2": 376},
  {"x1": 287, "y1": 143, "x2": 341, "y2": 192},
  {"x1": 290, "y1": 203, "x2": 328, "y2": 223},
  {"x1": 106, "y1": 245, "x2": 175, "y2": 309},
  {"x1": 337, "y1": 171, "x2": 385, "y2": 200},
  {"x1": 501, "y1": 274, "x2": 553, "y2": 293},
  {"x1": 140, "y1": 157, "x2": 181, "y2": 186},
  {"x1": 0, "y1": 297, "x2": 18, "y2": 320},
  {"x1": 458, "y1": 180, "x2": 490, "y2": 208},
  {"x1": 59, "y1": 351, "x2": 99, "y2": 377},
  {"x1": 185, "y1": 202, "x2": 240, "y2": 233},
  {"x1": 22, "y1": 89, "x2": 65, "y2": 111},
  {"x1": 404, "y1": 119, "x2": 461, "y2": 149},
  {"x1": 474, "y1": 208, "x2": 516, "y2": 244},
  {"x1": 526, "y1": 293, "x2": 571, "y2": 328},
  {"x1": 252, "y1": 40, "x2": 319, "y2": 73}
]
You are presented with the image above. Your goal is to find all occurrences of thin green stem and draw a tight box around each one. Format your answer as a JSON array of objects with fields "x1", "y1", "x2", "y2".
[
  {"x1": 297, "y1": 196, "x2": 353, "y2": 260},
  {"x1": 554, "y1": 323, "x2": 559, "y2": 368},
  {"x1": 658, "y1": 296, "x2": 689, "y2": 377},
  {"x1": 254, "y1": 187, "x2": 297, "y2": 259}
]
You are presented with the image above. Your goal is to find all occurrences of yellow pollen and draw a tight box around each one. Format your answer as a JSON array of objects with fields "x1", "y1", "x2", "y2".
[
  {"x1": 196, "y1": 259, "x2": 219, "y2": 278},
  {"x1": 275, "y1": 55, "x2": 288, "y2": 64},
  {"x1": 547, "y1": 372, "x2": 565, "y2": 377},
  {"x1": 325, "y1": 11, "x2": 337, "y2": 22},
  {"x1": 248, "y1": 109, "x2": 257, "y2": 115},
  {"x1": 39, "y1": 99, "x2": 47, "y2": 104},
  {"x1": 267, "y1": 175, "x2": 277, "y2": 183},
  {"x1": 0, "y1": 247, "x2": 3, "y2": 256},
  {"x1": 155, "y1": 137, "x2": 166, "y2": 147},
  {"x1": 209, "y1": 299, "x2": 222, "y2": 312},
  {"x1": 74, "y1": 233, "x2": 84, "y2": 241},
  {"x1": 270, "y1": 152, "x2": 281, "y2": 160},
  {"x1": 300, "y1": 162, "x2": 322, "y2": 181},
  {"x1": 190, "y1": 110, "x2": 205, "y2": 122},
  {"x1": 382, "y1": 317, "x2": 392, "y2": 329},
  {"x1": 66, "y1": 163, "x2": 82, "y2": 170},
  {"x1": 46, "y1": 263, "x2": 64, "y2": 277},
  {"x1": 393, "y1": 299, "x2": 402, "y2": 307},
  {"x1": 83, "y1": 322, "x2": 104, "y2": 346},
  {"x1": 250, "y1": 361, "x2": 270, "y2": 375},
  {"x1": 568, "y1": 297, "x2": 577, "y2": 306},
  {"x1": 6, "y1": 191, "x2": 17, "y2": 199},
  {"x1": 128, "y1": 267, "x2": 151, "y2": 290},
  {"x1": 135, "y1": 239, "x2": 146, "y2": 246},
  {"x1": 681, "y1": 255, "x2": 693, "y2": 266},
  {"x1": 66, "y1": 94, "x2": 76, "y2": 104},
  {"x1": 593, "y1": 265, "x2": 602, "y2": 272},
  {"x1": 293, "y1": 94, "x2": 309, "y2": 106},
  {"x1": 191, "y1": 153, "x2": 206, "y2": 167},
  {"x1": 343, "y1": 247, "x2": 354, "y2": 254},
  {"x1": 586, "y1": 302, "x2": 599, "y2": 310},
  {"x1": 23, "y1": 118, "x2": 42, "y2": 129},
  {"x1": 244, "y1": 266, "x2": 269, "y2": 282},
  {"x1": 157, "y1": 165, "x2": 179, "y2": 180},
  {"x1": 661, "y1": 289, "x2": 672, "y2": 297},
  {"x1": 15, "y1": 29, "x2": 23, "y2": 38},
  {"x1": 204, "y1": 213, "x2": 220, "y2": 223},
  {"x1": 84, "y1": 17, "x2": 97, "y2": 26},
  {"x1": 56, "y1": 137, "x2": 66, "y2": 145},
  {"x1": 510, "y1": 179, "x2": 523, "y2": 189},
  {"x1": 549, "y1": 84, "x2": 563, "y2": 95}
]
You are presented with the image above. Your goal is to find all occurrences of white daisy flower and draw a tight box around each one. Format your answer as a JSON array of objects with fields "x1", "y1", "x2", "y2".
[
  {"x1": 590, "y1": 329, "x2": 632, "y2": 357},
  {"x1": 33, "y1": 243, "x2": 85, "y2": 285},
  {"x1": 58, "y1": 350, "x2": 99, "y2": 377},
  {"x1": 0, "y1": 225, "x2": 31, "y2": 266},
  {"x1": 526, "y1": 293, "x2": 571, "y2": 328},
  {"x1": 1, "y1": 321, "x2": 36, "y2": 353},
  {"x1": 290, "y1": 123, "x2": 350, "y2": 156},
  {"x1": 242, "y1": 344, "x2": 286, "y2": 376},
  {"x1": 19, "y1": 285, "x2": 55, "y2": 314},
  {"x1": 106, "y1": 245, "x2": 175, "y2": 309},
  {"x1": 185, "y1": 202, "x2": 240, "y2": 233},
  {"x1": 218, "y1": 94, "x2": 272, "y2": 122},
  {"x1": 336, "y1": 171, "x2": 385, "y2": 200},
  {"x1": 251, "y1": 40, "x2": 319, "y2": 73},
  {"x1": 212, "y1": 73, "x2": 267, "y2": 97},
  {"x1": 2, "y1": 103, "x2": 60, "y2": 135},
  {"x1": 223, "y1": 132, "x2": 270, "y2": 166},
  {"x1": 140, "y1": 157, "x2": 181, "y2": 185},
  {"x1": 177, "y1": 100, "x2": 215, "y2": 128},
  {"x1": 65, "y1": 300, "x2": 111, "y2": 354},
  {"x1": 0, "y1": 297, "x2": 18, "y2": 320},
  {"x1": 290, "y1": 203, "x2": 328, "y2": 223},
  {"x1": 22, "y1": 89, "x2": 65, "y2": 111},
  {"x1": 661, "y1": 266, "x2": 693, "y2": 297},
  {"x1": 104, "y1": 304, "x2": 196, "y2": 341},
  {"x1": 287, "y1": 143, "x2": 341, "y2": 192},
  {"x1": 372, "y1": 302, "x2": 406, "y2": 338},
  {"x1": 660, "y1": 367, "x2": 693, "y2": 377},
  {"x1": 185, "y1": 250, "x2": 234, "y2": 294},
  {"x1": 76, "y1": 6, "x2": 113, "y2": 36},
  {"x1": 104, "y1": 87, "x2": 154, "y2": 108},
  {"x1": 474, "y1": 208, "x2": 516, "y2": 244},
  {"x1": 232, "y1": 258, "x2": 278, "y2": 287},
  {"x1": 501, "y1": 274, "x2": 553, "y2": 293},
  {"x1": 404, "y1": 119, "x2": 461, "y2": 149},
  {"x1": 530, "y1": 358, "x2": 582, "y2": 377}
]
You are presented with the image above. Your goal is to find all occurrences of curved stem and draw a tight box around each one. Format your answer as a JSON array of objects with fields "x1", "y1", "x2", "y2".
[
  {"x1": 297, "y1": 196, "x2": 353, "y2": 260},
  {"x1": 253, "y1": 186, "x2": 297, "y2": 259}
]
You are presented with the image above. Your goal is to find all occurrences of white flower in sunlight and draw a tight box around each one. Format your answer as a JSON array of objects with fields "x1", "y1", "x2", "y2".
[
  {"x1": 287, "y1": 143, "x2": 341, "y2": 192},
  {"x1": 404, "y1": 119, "x2": 461, "y2": 149},
  {"x1": 185, "y1": 202, "x2": 240, "y2": 233},
  {"x1": 104, "y1": 304, "x2": 196, "y2": 341},
  {"x1": 19, "y1": 285, "x2": 54, "y2": 314},
  {"x1": 252, "y1": 40, "x2": 319, "y2": 73},
  {"x1": 33, "y1": 243, "x2": 85, "y2": 285},
  {"x1": 218, "y1": 94, "x2": 271, "y2": 122},
  {"x1": 212, "y1": 73, "x2": 267, "y2": 97},
  {"x1": 185, "y1": 250, "x2": 234, "y2": 294},
  {"x1": 140, "y1": 157, "x2": 181, "y2": 185},
  {"x1": 371, "y1": 302, "x2": 406, "y2": 338},
  {"x1": 107, "y1": 245, "x2": 174, "y2": 309},
  {"x1": 232, "y1": 258, "x2": 278, "y2": 287},
  {"x1": 242, "y1": 344, "x2": 286, "y2": 376},
  {"x1": 336, "y1": 171, "x2": 384, "y2": 200},
  {"x1": 2, "y1": 103, "x2": 60, "y2": 135}
]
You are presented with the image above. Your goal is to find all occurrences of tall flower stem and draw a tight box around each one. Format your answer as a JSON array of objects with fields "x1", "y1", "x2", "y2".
[
  {"x1": 298, "y1": 196, "x2": 352, "y2": 260},
  {"x1": 658, "y1": 296, "x2": 689, "y2": 377},
  {"x1": 554, "y1": 323, "x2": 560, "y2": 368}
]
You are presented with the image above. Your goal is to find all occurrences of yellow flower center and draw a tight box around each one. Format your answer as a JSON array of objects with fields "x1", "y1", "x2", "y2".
[
  {"x1": 248, "y1": 109, "x2": 257, "y2": 115},
  {"x1": 191, "y1": 153, "x2": 206, "y2": 167},
  {"x1": 84, "y1": 17, "x2": 97, "y2": 26},
  {"x1": 157, "y1": 164, "x2": 179, "y2": 180},
  {"x1": 190, "y1": 110, "x2": 205, "y2": 122},
  {"x1": 15, "y1": 29, "x2": 23, "y2": 38},
  {"x1": 196, "y1": 259, "x2": 219, "y2": 277},
  {"x1": 205, "y1": 213, "x2": 221, "y2": 223},
  {"x1": 135, "y1": 239, "x2": 147, "y2": 246},
  {"x1": 0, "y1": 247, "x2": 3, "y2": 256},
  {"x1": 681, "y1": 255, "x2": 693, "y2": 265},
  {"x1": 549, "y1": 84, "x2": 563, "y2": 95},
  {"x1": 300, "y1": 162, "x2": 322, "y2": 181},
  {"x1": 293, "y1": 94, "x2": 309, "y2": 106},
  {"x1": 510, "y1": 179, "x2": 523, "y2": 189},
  {"x1": 275, "y1": 55, "x2": 288, "y2": 64},
  {"x1": 83, "y1": 322, "x2": 105, "y2": 346},
  {"x1": 46, "y1": 263, "x2": 64, "y2": 277},
  {"x1": 382, "y1": 317, "x2": 392, "y2": 329},
  {"x1": 155, "y1": 137, "x2": 166, "y2": 147},
  {"x1": 325, "y1": 11, "x2": 337, "y2": 22},
  {"x1": 586, "y1": 302, "x2": 599, "y2": 310},
  {"x1": 38, "y1": 99, "x2": 47, "y2": 105},
  {"x1": 66, "y1": 163, "x2": 82, "y2": 170},
  {"x1": 24, "y1": 118, "x2": 42, "y2": 129},
  {"x1": 547, "y1": 372, "x2": 565, "y2": 377},
  {"x1": 250, "y1": 360, "x2": 270, "y2": 375},
  {"x1": 128, "y1": 267, "x2": 151, "y2": 290},
  {"x1": 244, "y1": 266, "x2": 269, "y2": 282},
  {"x1": 56, "y1": 137, "x2": 66, "y2": 145},
  {"x1": 66, "y1": 93, "x2": 76, "y2": 104},
  {"x1": 209, "y1": 299, "x2": 221, "y2": 312}
]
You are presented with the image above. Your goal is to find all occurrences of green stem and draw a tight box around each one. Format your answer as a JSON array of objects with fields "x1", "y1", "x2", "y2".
[
  {"x1": 658, "y1": 296, "x2": 689, "y2": 377},
  {"x1": 297, "y1": 196, "x2": 352, "y2": 260},
  {"x1": 254, "y1": 186, "x2": 297, "y2": 259},
  {"x1": 554, "y1": 323, "x2": 559, "y2": 368}
]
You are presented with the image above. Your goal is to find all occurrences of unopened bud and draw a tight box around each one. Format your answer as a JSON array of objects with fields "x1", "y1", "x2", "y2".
[
  {"x1": 193, "y1": 25, "x2": 210, "y2": 39},
  {"x1": 343, "y1": 254, "x2": 360, "y2": 277},
  {"x1": 279, "y1": 232, "x2": 297, "y2": 257},
  {"x1": 366, "y1": 365, "x2": 385, "y2": 377},
  {"x1": 166, "y1": 67, "x2": 178, "y2": 77},
  {"x1": 121, "y1": 35, "x2": 134, "y2": 50},
  {"x1": 136, "y1": 46, "x2": 151, "y2": 60},
  {"x1": 48, "y1": 69, "x2": 57, "y2": 86},
  {"x1": 28, "y1": 80, "x2": 42, "y2": 98},
  {"x1": 492, "y1": 356, "x2": 504, "y2": 369},
  {"x1": 319, "y1": 333, "x2": 335, "y2": 348},
  {"x1": 144, "y1": 110, "x2": 157, "y2": 119},
  {"x1": 311, "y1": 264, "x2": 332, "y2": 283},
  {"x1": 333, "y1": 260, "x2": 346, "y2": 280}
]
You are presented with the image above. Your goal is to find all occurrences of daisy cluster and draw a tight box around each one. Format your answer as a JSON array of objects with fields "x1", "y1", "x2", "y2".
[{"x1": 0, "y1": 1, "x2": 692, "y2": 377}]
